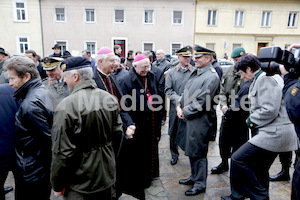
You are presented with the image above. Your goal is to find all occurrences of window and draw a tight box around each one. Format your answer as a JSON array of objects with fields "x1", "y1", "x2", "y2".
[
  {"x1": 234, "y1": 11, "x2": 244, "y2": 27},
  {"x1": 288, "y1": 12, "x2": 298, "y2": 28},
  {"x1": 16, "y1": 2, "x2": 26, "y2": 21},
  {"x1": 261, "y1": 11, "x2": 271, "y2": 27},
  {"x1": 207, "y1": 10, "x2": 217, "y2": 26},
  {"x1": 17, "y1": 37, "x2": 29, "y2": 54},
  {"x1": 115, "y1": 9, "x2": 124, "y2": 23},
  {"x1": 55, "y1": 8, "x2": 65, "y2": 22},
  {"x1": 85, "y1": 41, "x2": 96, "y2": 55},
  {"x1": 85, "y1": 9, "x2": 95, "y2": 22},
  {"x1": 173, "y1": 11, "x2": 183, "y2": 24},
  {"x1": 55, "y1": 41, "x2": 67, "y2": 52},
  {"x1": 143, "y1": 43, "x2": 154, "y2": 51},
  {"x1": 145, "y1": 10, "x2": 154, "y2": 24},
  {"x1": 171, "y1": 43, "x2": 182, "y2": 55},
  {"x1": 233, "y1": 43, "x2": 242, "y2": 49},
  {"x1": 206, "y1": 43, "x2": 215, "y2": 50}
]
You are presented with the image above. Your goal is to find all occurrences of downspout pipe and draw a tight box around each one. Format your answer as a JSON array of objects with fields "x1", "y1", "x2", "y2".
[{"x1": 39, "y1": 0, "x2": 44, "y2": 57}]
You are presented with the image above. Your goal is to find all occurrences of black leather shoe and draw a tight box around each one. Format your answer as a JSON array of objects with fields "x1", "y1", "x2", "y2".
[
  {"x1": 185, "y1": 187, "x2": 206, "y2": 196},
  {"x1": 211, "y1": 163, "x2": 229, "y2": 174},
  {"x1": 4, "y1": 186, "x2": 13, "y2": 194},
  {"x1": 221, "y1": 194, "x2": 244, "y2": 200},
  {"x1": 269, "y1": 169, "x2": 290, "y2": 181},
  {"x1": 170, "y1": 157, "x2": 178, "y2": 165},
  {"x1": 179, "y1": 178, "x2": 194, "y2": 185}
]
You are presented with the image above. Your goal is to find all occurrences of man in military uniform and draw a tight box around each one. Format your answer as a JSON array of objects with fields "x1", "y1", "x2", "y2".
[
  {"x1": 42, "y1": 57, "x2": 69, "y2": 112},
  {"x1": 211, "y1": 47, "x2": 246, "y2": 174},
  {"x1": 177, "y1": 45, "x2": 220, "y2": 196},
  {"x1": 165, "y1": 45, "x2": 194, "y2": 165}
]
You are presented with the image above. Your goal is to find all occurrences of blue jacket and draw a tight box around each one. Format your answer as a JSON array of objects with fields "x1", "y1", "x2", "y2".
[{"x1": 0, "y1": 84, "x2": 20, "y2": 169}]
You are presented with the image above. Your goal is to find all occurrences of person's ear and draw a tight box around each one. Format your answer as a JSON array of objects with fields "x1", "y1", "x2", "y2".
[{"x1": 24, "y1": 73, "x2": 31, "y2": 82}]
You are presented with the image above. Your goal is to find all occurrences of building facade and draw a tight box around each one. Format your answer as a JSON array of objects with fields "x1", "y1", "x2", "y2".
[
  {"x1": 195, "y1": 0, "x2": 300, "y2": 59},
  {"x1": 40, "y1": 0, "x2": 195, "y2": 57},
  {"x1": 0, "y1": 0, "x2": 43, "y2": 56}
]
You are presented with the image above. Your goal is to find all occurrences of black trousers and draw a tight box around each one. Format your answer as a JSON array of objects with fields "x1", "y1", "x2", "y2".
[
  {"x1": 278, "y1": 151, "x2": 292, "y2": 167},
  {"x1": 230, "y1": 142, "x2": 277, "y2": 200},
  {"x1": 14, "y1": 170, "x2": 51, "y2": 200},
  {"x1": 219, "y1": 115, "x2": 249, "y2": 160},
  {"x1": 189, "y1": 157, "x2": 207, "y2": 190},
  {"x1": 292, "y1": 158, "x2": 300, "y2": 200}
]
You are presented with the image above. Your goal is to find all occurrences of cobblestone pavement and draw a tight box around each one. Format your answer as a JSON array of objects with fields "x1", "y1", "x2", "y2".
[{"x1": 4, "y1": 109, "x2": 295, "y2": 200}]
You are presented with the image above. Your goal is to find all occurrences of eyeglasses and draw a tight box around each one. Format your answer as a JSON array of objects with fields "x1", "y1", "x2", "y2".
[
  {"x1": 137, "y1": 65, "x2": 150, "y2": 70},
  {"x1": 107, "y1": 59, "x2": 119, "y2": 63}
]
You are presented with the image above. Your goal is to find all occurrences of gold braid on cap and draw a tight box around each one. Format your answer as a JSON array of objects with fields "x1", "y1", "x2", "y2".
[
  {"x1": 43, "y1": 62, "x2": 61, "y2": 68},
  {"x1": 177, "y1": 50, "x2": 192, "y2": 55},
  {"x1": 194, "y1": 51, "x2": 212, "y2": 55}
]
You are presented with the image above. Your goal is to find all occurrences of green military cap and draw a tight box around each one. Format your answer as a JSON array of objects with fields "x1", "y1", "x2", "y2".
[
  {"x1": 41, "y1": 57, "x2": 64, "y2": 70},
  {"x1": 231, "y1": 47, "x2": 245, "y2": 58},
  {"x1": 194, "y1": 45, "x2": 214, "y2": 58},
  {"x1": 176, "y1": 45, "x2": 193, "y2": 56}
]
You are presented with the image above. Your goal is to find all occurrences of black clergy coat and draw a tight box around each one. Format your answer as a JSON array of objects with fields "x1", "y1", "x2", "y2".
[{"x1": 117, "y1": 67, "x2": 162, "y2": 199}]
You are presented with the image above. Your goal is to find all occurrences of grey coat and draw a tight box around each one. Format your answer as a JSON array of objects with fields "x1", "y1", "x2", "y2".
[
  {"x1": 248, "y1": 71, "x2": 298, "y2": 152},
  {"x1": 177, "y1": 64, "x2": 220, "y2": 157},
  {"x1": 165, "y1": 64, "x2": 193, "y2": 137}
]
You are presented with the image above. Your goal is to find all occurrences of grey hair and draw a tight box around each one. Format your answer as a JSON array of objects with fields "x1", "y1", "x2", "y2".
[
  {"x1": 3, "y1": 56, "x2": 39, "y2": 79},
  {"x1": 68, "y1": 67, "x2": 93, "y2": 81},
  {"x1": 95, "y1": 53, "x2": 108, "y2": 67}
]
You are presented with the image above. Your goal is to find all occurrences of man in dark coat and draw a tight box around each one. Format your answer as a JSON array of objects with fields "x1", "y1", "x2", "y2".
[
  {"x1": 0, "y1": 84, "x2": 20, "y2": 199},
  {"x1": 49, "y1": 44, "x2": 62, "y2": 57},
  {"x1": 165, "y1": 46, "x2": 194, "y2": 165},
  {"x1": 177, "y1": 45, "x2": 220, "y2": 196},
  {"x1": 51, "y1": 57, "x2": 123, "y2": 200},
  {"x1": 118, "y1": 54, "x2": 162, "y2": 200},
  {"x1": 4, "y1": 56, "x2": 53, "y2": 200},
  {"x1": 152, "y1": 49, "x2": 172, "y2": 72},
  {"x1": 211, "y1": 47, "x2": 246, "y2": 174}
]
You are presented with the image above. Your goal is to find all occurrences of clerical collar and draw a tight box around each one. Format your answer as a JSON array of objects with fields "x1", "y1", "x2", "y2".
[{"x1": 97, "y1": 68, "x2": 110, "y2": 77}]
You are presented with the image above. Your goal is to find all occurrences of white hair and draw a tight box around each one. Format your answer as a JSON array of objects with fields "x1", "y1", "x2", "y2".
[
  {"x1": 68, "y1": 67, "x2": 93, "y2": 80},
  {"x1": 95, "y1": 53, "x2": 108, "y2": 67},
  {"x1": 156, "y1": 49, "x2": 165, "y2": 54}
]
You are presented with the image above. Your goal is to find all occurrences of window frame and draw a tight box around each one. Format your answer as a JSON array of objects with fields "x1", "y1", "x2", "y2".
[
  {"x1": 16, "y1": 36, "x2": 30, "y2": 54},
  {"x1": 234, "y1": 10, "x2": 244, "y2": 27},
  {"x1": 206, "y1": 43, "x2": 215, "y2": 51},
  {"x1": 207, "y1": 9, "x2": 217, "y2": 26},
  {"x1": 170, "y1": 42, "x2": 183, "y2": 56},
  {"x1": 13, "y1": 0, "x2": 28, "y2": 22},
  {"x1": 84, "y1": 8, "x2": 96, "y2": 23},
  {"x1": 84, "y1": 41, "x2": 97, "y2": 56},
  {"x1": 114, "y1": 9, "x2": 125, "y2": 24},
  {"x1": 232, "y1": 43, "x2": 242, "y2": 50},
  {"x1": 261, "y1": 11, "x2": 271, "y2": 27},
  {"x1": 172, "y1": 10, "x2": 183, "y2": 25},
  {"x1": 144, "y1": 9, "x2": 154, "y2": 24},
  {"x1": 142, "y1": 42, "x2": 155, "y2": 52},
  {"x1": 55, "y1": 7, "x2": 66, "y2": 23},
  {"x1": 287, "y1": 11, "x2": 298, "y2": 28}
]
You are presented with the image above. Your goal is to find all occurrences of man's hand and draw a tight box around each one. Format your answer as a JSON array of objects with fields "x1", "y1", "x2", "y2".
[
  {"x1": 125, "y1": 125, "x2": 136, "y2": 139},
  {"x1": 288, "y1": 43, "x2": 300, "y2": 51},
  {"x1": 54, "y1": 188, "x2": 65, "y2": 197},
  {"x1": 279, "y1": 64, "x2": 289, "y2": 77},
  {"x1": 176, "y1": 105, "x2": 184, "y2": 119},
  {"x1": 221, "y1": 105, "x2": 229, "y2": 115}
]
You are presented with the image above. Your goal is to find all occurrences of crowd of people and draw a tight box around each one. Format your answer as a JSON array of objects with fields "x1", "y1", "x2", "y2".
[{"x1": 0, "y1": 42, "x2": 299, "y2": 200}]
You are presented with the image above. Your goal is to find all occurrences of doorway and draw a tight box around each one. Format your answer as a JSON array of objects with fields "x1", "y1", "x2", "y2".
[
  {"x1": 113, "y1": 39, "x2": 126, "y2": 58},
  {"x1": 257, "y1": 43, "x2": 268, "y2": 55}
]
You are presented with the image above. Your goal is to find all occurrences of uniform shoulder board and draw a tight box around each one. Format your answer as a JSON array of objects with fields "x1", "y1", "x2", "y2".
[
  {"x1": 210, "y1": 67, "x2": 216, "y2": 73},
  {"x1": 291, "y1": 86, "x2": 299, "y2": 96}
]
